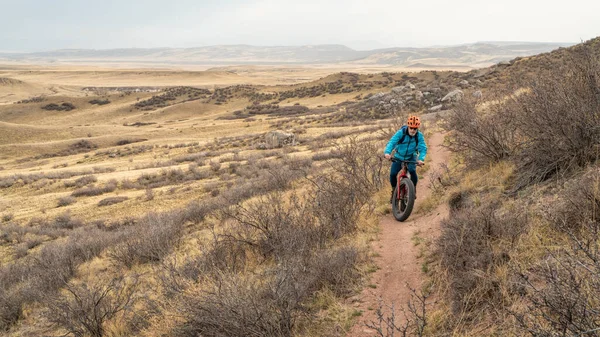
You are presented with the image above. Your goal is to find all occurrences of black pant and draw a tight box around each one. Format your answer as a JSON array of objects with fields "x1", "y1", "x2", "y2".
[{"x1": 389, "y1": 161, "x2": 418, "y2": 189}]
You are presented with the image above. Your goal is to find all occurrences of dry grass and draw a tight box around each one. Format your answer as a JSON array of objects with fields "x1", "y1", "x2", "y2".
[{"x1": 3, "y1": 39, "x2": 598, "y2": 336}]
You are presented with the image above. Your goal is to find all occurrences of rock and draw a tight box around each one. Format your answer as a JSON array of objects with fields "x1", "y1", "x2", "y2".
[
  {"x1": 414, "y1": 91, "x2": 424, "y2": 100},
  {"x1": 370, "y1": 92, "x2": 386, "y2": 100},
  {"x1": 383, "y1": 103, "x2": 392, "y2": 110},
  {"x1": 472, "y1": 90, "x2": 483, "y2": 99},
  {"x1": 442, "y1": 89, "x2": 464, "y2": 102},
  {"x1": 391, "y1": 86, "x2": 405, "y2": 94},
  {"x1": 423, "y1": 91, "x2": 430, "y2": 96},
  {"x1": 498, "y1": 61, "x2": 511, "y2": 66},
  {"x1": 390, "y1": 99, "x2": 398, "y2": 105},
  {"x1": 429, "y1": 104, "x2": 443, "y2": 112},
  {"x1": 264, "y1": 130, "x2": 295, "y2": 148},
  {"x1": 405, "y1": 82, "x2": 416, "y2": 90},
  {"x1": 459, "y1": 80, "x2": 469, "y2": 87},
  {"x1": 379, "y1": 100, "x2": 386, "y2": 105}
]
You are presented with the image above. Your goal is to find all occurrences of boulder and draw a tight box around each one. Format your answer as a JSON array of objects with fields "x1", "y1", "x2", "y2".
[
  {"x1": 459, "y1": 80, "x2": 469, "y2": 87},
  {"x1": 429, "y1": 104, "x2": 443, "y2": 112},
  {"x1": 414, "y1": 91, "x2": 424, "y2": 100},
  {"x1": 264, "y1": 130, "x2": 295, "y2": 148},
  {"x1": 405, "y1": 82, "x2": 416, "y2": 90},
  {"x1": 369, "y1": 92, "x2": 386, "y2": 100},
  {"x1": 391, "y1": 86, "x2": 405, "y2": 94},
  {"x1": 442, "y1": 89, "x2": 464, "y2": 103}
]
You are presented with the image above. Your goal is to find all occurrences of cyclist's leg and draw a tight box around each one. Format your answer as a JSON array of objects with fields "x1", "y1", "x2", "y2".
[
  {"x1": 407, "y1": 165, "x2": 418, "y2": 199},
  {"x1": 407, "y1": 165, "x2": 418, "y2": 187},
  {"x1": 389, "y1": 161, "x2": 402, "y2": 203},
  {"x1": 389, "y1": 161, "x2": 402, "y2": 189}
]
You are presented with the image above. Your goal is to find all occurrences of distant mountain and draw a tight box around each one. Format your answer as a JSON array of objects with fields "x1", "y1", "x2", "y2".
[{"x1": 0, "y1": 42, "x2": 575, "y2": 67}]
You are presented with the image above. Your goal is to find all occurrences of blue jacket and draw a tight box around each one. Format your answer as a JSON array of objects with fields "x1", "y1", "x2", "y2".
[{"x1": 384, "y1": 126, "x2": 428, "y2": 162}]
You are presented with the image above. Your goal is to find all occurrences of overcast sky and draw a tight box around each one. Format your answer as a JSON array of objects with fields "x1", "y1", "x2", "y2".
[{"x1": 1, "y1": 0, "x2": 598, "y2": 52}]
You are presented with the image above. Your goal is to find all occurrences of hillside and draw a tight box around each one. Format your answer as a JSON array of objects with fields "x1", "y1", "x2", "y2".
[
  {"x1": 0, "y1": 37, "x2": 598, "y2": 336},
  {"x1": 0, "y1": 41, "x2": 573, "y2": 68}
]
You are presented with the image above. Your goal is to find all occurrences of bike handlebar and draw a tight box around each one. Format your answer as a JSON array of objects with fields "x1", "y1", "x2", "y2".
[{"x1": 386, "y1": 157, "x2": 424, "y2": 166}]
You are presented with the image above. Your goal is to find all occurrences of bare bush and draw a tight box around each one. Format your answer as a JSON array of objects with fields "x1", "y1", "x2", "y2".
[
  {"x1": 306, "y1": 139, "x2": 384, "y2": 241},
  {"x1": 53, "y1": 212, "x2": 84, "y2": 229},
  {"x1": 437, "y1": 205, "x2": 525, "y2": 315},
  {"x1": 511, "y1": 168, "x2": 600, "y2": 335},
  {"x1": 72, "y1": 180, "x2": 117, "y2": 197},
  {"x1": 64, "y1": 175, "x2": 97, "y2": 188},
  {"x1": 42, "y1": 275, "x2": 138, "y2": 337},
  {"x1": 98, "y1": 196, "x2": 128, "y2": 207},
  {"x1": 107, "y1": 212, "x2": 184, "y2": 268},
  {"x1": 174, "y1": 272, "x2": 297, "y2": 337},
  {"x1": 57, "y1": 195, "x2": 76, "y2": 207},
  {"x1": 0, "y1": 228, "x2": 120, "y2": 330},
  {"x1": 513, "y1": 47, "x2": 600, "y2": 189},
  {"x1": 2, "y1": 213, "x2": 13, "y2": 223},
  {"x1": 444, "y1": 93, "x2": 521, "y2": 164},
  {"x1": 366, "y1": 287, "x2": 433, "y2": 337}
]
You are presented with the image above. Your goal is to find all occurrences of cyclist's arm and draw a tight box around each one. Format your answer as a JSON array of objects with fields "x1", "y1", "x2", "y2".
[
  {"x1": 417, "y1": 131, "x2": 428, "y2": 161},
  {"x1": 384, "y1": 129, "x2": 403, "y2": 155}
]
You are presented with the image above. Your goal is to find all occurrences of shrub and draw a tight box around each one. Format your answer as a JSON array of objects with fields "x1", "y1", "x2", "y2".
[
  {"x1": 64, "y1": 175, "x2": 97, "y2": 188},
  {"x1": 511, "y1": 169, "x2": 600, "y2": 335},
  {"x1": 41, "y1": 102, "x2": 76, "y2": 111},
  {"x1": 107, "y1": 212, "x2": 184, "y2": 268},
  {"x1": 98, "y1": 196, "x2": 128, "y2": 207},
  {"x1": 174, "y1": 272, "x2": 297, "y2": 337},
  {"x1": 437, "y1": 205, "x2": 525, "y2": 315},
  {"x1": 2, "y1": 214, "x2": 13, "y2": 223},
  {"x1": 0, "y1": 228, "x2": 120, "y2": 331},
  {"x1": 72, "y1": 180, "x2": 117, "y2": 197},
  {"x1": 53, "y1": 212, "x2": 83, "y2": 229},
  {"x1": 116, "y1": 138, "x2": 147, "y2": 146},
  {"x1": 88, "y1": 99, "x2": 111, "y2": 105},
  {"x1": 513, "y1": 47, "x2": 600, "y2": 189},
  {"x1": 42, "y1": 276, "x2": 138, "y2": 337},
  {"x1": 445, "y1": 93, "x2": 521, "y2": 165}
]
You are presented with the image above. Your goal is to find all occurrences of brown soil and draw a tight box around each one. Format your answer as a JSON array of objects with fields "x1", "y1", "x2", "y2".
[{"x1": 347, "y1": 131, "x2": 450, "y2": 336}]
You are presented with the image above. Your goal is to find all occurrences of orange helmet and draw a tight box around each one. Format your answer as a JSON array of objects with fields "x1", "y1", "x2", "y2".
[{"x1": 407, "y1": 115, "x2": 421, "y2": 128}]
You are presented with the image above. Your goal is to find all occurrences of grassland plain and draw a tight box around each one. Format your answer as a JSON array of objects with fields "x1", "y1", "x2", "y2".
[{"x1": 1, "y1": 38, "x2": 598, "y2": 336}]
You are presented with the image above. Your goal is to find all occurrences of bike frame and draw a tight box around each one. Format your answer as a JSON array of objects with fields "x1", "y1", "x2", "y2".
[
  {"x1": 388, "y1": 157, "x2": 420, "y2": 222},
  {"x1": 393, "y1": 160, "x2": 417, "y2": 200},
  {"x1": 396, "y1": 162, "x2": 411, "y2": 200}
]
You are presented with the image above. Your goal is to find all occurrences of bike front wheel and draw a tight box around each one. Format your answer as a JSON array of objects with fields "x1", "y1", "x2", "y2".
[{"x1": 392, "y1": 178, "x2": 416, "y2": 222}]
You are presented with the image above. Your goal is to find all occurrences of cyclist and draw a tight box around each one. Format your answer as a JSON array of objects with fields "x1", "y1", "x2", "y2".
[{"x1": 384, "y1": 115, "x2": 427, "y2": 199}]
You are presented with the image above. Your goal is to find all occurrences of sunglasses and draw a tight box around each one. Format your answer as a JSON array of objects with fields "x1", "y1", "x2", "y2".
[{"x1": 409, "y1": 127, "x2": 418, "y2": 131}]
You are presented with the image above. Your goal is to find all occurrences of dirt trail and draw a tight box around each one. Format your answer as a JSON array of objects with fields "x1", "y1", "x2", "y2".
[{"x1": 347, "y1": 131, "x2": 450, "y2": 336}]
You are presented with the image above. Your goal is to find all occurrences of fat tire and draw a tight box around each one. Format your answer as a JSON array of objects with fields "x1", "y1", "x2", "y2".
[{"x1": 392, "y1": 178, "x2": 416, "y2": 222}]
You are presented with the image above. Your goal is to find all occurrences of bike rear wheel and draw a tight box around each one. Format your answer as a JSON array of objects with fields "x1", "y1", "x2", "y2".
[{"x1": 392, "y1": 178, "x2": 416, "y2": 222}]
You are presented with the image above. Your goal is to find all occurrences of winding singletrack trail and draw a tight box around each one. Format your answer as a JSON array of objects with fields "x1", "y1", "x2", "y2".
[{"x1": 347, "y1": 131, "x2": 450, "y2": 336}]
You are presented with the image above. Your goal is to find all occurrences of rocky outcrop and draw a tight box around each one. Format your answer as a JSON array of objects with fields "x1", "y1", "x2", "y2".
[
  {"x1": 263, "y1": 130, "x2": 296, "y2": 148},
  {"x1": 429, "y1": 104, "x2": 443, "y2": 112},
  {"x1": 442, "y1": 89, "x2": 464, "y2": 102}
]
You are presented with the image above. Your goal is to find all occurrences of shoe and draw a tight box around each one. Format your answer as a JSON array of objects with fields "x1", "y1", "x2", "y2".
[{"x1": 390, "y1": 189, "x2": 395, "y2": 204}]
